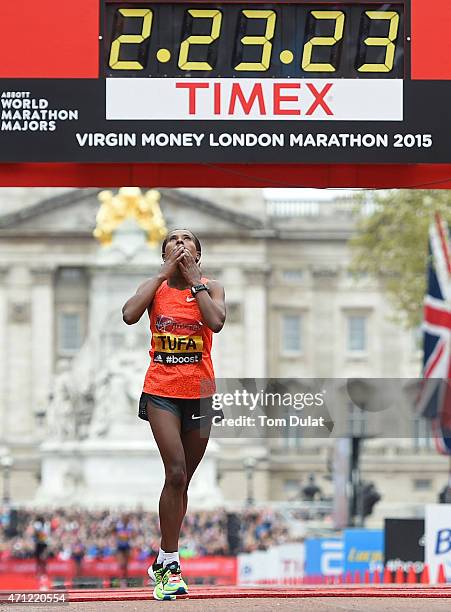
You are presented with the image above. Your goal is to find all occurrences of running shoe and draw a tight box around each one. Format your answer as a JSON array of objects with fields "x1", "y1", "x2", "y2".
[
  {"x1": 148, "y1": 561, "x2": 175, "y2": 600},
  {"x1": 153, "y1": 584, "x2": 176, "y2": 601},
  {"x1": 147, "y1": 560, "x2": 164, "y2": 585},
  {"x1": 158, "y1": 561, "x2": 188, "y2": 597}
]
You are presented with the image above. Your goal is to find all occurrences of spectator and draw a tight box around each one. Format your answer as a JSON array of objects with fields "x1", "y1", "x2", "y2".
[
  {"x1": 0, "y1": 506, "x2": 292, "y2": 562},
  {"x1": 32, "y1": 516, "x2": 50, "y2": 577},
  {"x1": 72, "y1": 539, "x2": 85, "y2": 577}
]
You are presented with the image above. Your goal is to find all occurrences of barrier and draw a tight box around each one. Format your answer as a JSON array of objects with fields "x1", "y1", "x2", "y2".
[
  {"x1": 2, "y1": 555, "x2": 447, "y2": 590},
  {"x1": 303, "y1": 563, "x2": 448, "y2": 586},
  {"x1": 238, "y1": 543, "x2": 305, "y2": 586},
  {"x1": 0, "y1": 556, "x2": 237, "y2": 588}
]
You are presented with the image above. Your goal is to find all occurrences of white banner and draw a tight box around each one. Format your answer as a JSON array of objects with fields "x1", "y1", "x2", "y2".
[
  {"x1": 238, "y1": 543, "x2": 304, "y2": 585},
  {"x1": 425, "y1": 504, "x2": 451, "y2": 582},
  {"x1": 106, "y1": 78, "x2": 403, "y2": 122}
]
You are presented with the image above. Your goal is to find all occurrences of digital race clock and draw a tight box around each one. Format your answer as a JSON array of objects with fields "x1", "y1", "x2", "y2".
[
  {"x1": 1, "y1": 0, "x2": 451, "y2": 166},
  {"x1": 103, "y1": 2, "x2": 404, "y2": 79}
]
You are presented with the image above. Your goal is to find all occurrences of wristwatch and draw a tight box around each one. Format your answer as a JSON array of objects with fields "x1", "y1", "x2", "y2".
[{"x1": 191, "y1": 283, "x2": 209, "y2": 297}]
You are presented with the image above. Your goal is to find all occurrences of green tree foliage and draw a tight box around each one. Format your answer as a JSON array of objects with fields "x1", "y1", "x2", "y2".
[{"x1": 350, "y1": 190, "x2": 451, "y2": 329}]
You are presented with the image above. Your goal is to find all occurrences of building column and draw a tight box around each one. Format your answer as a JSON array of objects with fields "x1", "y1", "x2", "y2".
[
  {"x1": 4, "y1": 266, "x2": 32, "y2": 439},
  {"x1": 243, "y1": 267, "x2": 269, "y2": 378},
  {"x1": 30, "y1": 267, "x2": 55, "y2": 428},
  {"x1": 310, "y1": 265, "x2": 339, "y2": 377}
]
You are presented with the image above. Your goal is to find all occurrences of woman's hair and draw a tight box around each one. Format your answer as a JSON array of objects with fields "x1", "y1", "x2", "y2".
[{"x1": 161, "y1": 229, "x2": 202, "y2": 258}]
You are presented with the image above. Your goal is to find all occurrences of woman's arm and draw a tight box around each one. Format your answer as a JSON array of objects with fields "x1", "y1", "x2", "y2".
[
  {"x1": 195, "y1": 279, "x2": 226, "y2": 333},
  {"x1": 122, "y1": 244, "x2": 186, "y2": 325},
  {"x1": 121, "y1": 275, "x2": 165, "y2": 325}
]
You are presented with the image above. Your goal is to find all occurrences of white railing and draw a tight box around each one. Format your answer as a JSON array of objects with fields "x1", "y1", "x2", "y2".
[{"x1": 266, "y1": 199, "x2": 380, "y2": 218}]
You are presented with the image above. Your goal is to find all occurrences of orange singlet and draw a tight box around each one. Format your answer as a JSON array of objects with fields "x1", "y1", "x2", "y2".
[{"x1": 143, "y1": 277, "x2": 216, "y2": 398}]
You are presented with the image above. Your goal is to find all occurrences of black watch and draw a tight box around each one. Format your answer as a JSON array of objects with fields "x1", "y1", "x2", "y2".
[{"x1": 191, "y1": 283, "x2": 209, "y2": 297}]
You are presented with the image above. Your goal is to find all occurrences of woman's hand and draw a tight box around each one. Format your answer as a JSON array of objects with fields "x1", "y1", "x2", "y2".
[
  {"x1": 178, "y1": 248, "x2": 202, "y2": 286},
  {"x1": 159, "y1": 245, "x2": 186, "y2": 280}
]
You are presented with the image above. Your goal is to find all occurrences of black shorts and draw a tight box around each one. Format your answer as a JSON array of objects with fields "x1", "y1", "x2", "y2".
[
  {"x1": 117, "y1": 544, "x2": 131, "y2": 552},
  {"x1": 35, "y1": 543, "x2": 47, "y2": 560},
  {"x1": 139, "y1": 392, "x2": 224, "y2": 433}
]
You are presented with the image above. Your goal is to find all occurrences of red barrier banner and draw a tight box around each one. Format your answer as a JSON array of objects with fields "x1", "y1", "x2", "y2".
[{"x1": 0, "y1": 556, "x2": 237, "y2": 582}]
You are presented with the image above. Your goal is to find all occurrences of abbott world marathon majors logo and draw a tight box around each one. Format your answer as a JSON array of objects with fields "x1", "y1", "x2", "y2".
[
  {"x1": 1, "y1": 91, "x2": 79, "y2": 132},
  {"x1": 153, "y1": 315, "x2": 203, "y2": 365}
]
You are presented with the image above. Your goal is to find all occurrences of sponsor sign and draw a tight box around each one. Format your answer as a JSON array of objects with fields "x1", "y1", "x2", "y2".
[
  {"x1": 384, "y1": 518, "x2": 424, "y2": 575},
  {"x1": 343, "y1": 529, "x2": 384, "y2": 574},
  {"x1": 425, "y1": 504, "x2": 451, "y2": 582},
  {"x1": 106, "y1": 79, "x2": 402, "y2": 122},
  {"x1": 305, "y1": 538, "x2": 344, "y2": 577},
  {"x1": 1, "y1": 80, "x2": 447, "y2": 163},
  {"x1": 238, "y1": 543, "x2": 304, "y2": 585},
  {"x1": 4, "y1": 1, "x2": 451, "y2": 163}
]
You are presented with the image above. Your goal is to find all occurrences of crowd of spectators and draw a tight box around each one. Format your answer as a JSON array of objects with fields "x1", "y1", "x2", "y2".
[{"x1": 0, "y1": 506, "x2": 291, "y2": 562}]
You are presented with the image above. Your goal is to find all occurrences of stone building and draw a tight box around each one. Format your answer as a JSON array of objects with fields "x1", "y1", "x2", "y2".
[{"x1": 0, "y1": 188, "x2": 447, "y2": 519}]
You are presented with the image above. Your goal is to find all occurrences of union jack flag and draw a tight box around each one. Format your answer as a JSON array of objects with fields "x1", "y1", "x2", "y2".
[{"x1": 418, "y1": 213, "x2": 451, "y2": 455}]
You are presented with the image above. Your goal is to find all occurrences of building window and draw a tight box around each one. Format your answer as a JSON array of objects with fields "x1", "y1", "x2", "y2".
[
  {"x1": 58, "y1": 268, "x2": 84, "y2": 282},
  {"x1": 412, "y1": 325, "x2": 423, "y2": 353},
  {"x1": 284, "y1": 479, "x2": 301, "y2": 496},
  {"x1": 283, "y1": 426, "x2": 302, "y2": 450},
  {"x1": 281, "y1": 314, "x2": 302, "y2": 354},
  {"x1": 346, "y1": 270, "x2": 368, "y2": 280},
  {"x1": 282, "y1": 269, "x2": 303, "y2": 283},
  {"x1": 347, "y1": 315, "x2": 367, "y2": 352},
  {"x1": 58, "y1": 312, "x2": 82, "y2": 353},
  {"x1": 412, "y1": 417, "x2": 432, "y2": 450},
  {"x1": 413, "y1": 478, "x2": 432, "y2": 491},
  {"x1": 347, "y1": 401, "x2": 367, "y2": 436}
]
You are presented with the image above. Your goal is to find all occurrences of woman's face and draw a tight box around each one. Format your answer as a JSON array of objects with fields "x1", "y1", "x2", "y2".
[{"x1": 163, "y1": 229, "x2": 199, "y2": 262}]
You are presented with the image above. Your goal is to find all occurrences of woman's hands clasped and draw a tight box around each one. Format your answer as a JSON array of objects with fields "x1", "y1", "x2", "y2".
[{"x1": 178, "y1": 248, "x2": 202, "y2": 286}]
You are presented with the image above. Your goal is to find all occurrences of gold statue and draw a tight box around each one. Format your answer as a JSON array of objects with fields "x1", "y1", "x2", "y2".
[{"x1": 93, "y1": 187, "x2": 167, "y2": 247}]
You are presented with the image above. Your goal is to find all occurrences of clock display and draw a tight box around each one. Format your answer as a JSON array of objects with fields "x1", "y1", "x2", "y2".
[{"x1": 104, "y1": 2, "x2": 405, "y2": 78}]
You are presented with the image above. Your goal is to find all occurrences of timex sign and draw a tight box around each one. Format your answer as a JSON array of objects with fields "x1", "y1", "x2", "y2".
[{"x1": 105, "y1": 78, "x2": 403, "y2": 121}]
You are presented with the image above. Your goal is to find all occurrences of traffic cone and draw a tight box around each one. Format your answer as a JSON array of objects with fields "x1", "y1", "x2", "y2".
[
  {"x1": 383, "y1": 567, "x2": 392, "y2": 584},
  {"x1": 373, "y1": 569, "x2": 381, "y2": 584},
  {"x1": 437, "y1": 564, "x2": 446, "y2": 584},
  {"x1": 353, "y1": 570, "x2": 361, "y2": 584},
  {"x1": 345, "y1": 571, "x2": 353, "y2": 584},
  {"x1": 364, "y1": 570, "x2": 370, "y2": 584},
  {"x1": 395, "y1": 567, "x2": 404, "y2": 584},
  {"x1": 406, "y1": 567, "x2": 416, "y2": 584},
  {"x1": 420, "y1": 565, "x2": 430, "y2": 584}
]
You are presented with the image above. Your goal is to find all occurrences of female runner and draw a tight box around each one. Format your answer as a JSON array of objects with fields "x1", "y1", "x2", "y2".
[{"x1": 122, "y1": 228, "x2": 226, "y2": 600}]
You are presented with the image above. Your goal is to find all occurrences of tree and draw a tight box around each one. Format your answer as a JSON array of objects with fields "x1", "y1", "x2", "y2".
[{"x1": 349, "y1": 190, "x2": 451, "y2": 328}]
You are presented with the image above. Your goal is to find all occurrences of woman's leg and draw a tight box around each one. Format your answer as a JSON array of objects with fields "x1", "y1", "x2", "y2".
[
  {"x1": 146, "y1": 402, "x2": 187, "y2": 552},
  {"x1": 181, "y1": 422, "x2": 212, "y2": 517},
  {"x1": 117, "y1": 549, "x2": 129, "y2": 581}
]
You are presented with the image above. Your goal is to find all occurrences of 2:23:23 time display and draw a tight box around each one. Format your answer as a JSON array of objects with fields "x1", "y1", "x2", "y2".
[{"x1": 103, "y1": 2, "x2": 405, "y2": 78}]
